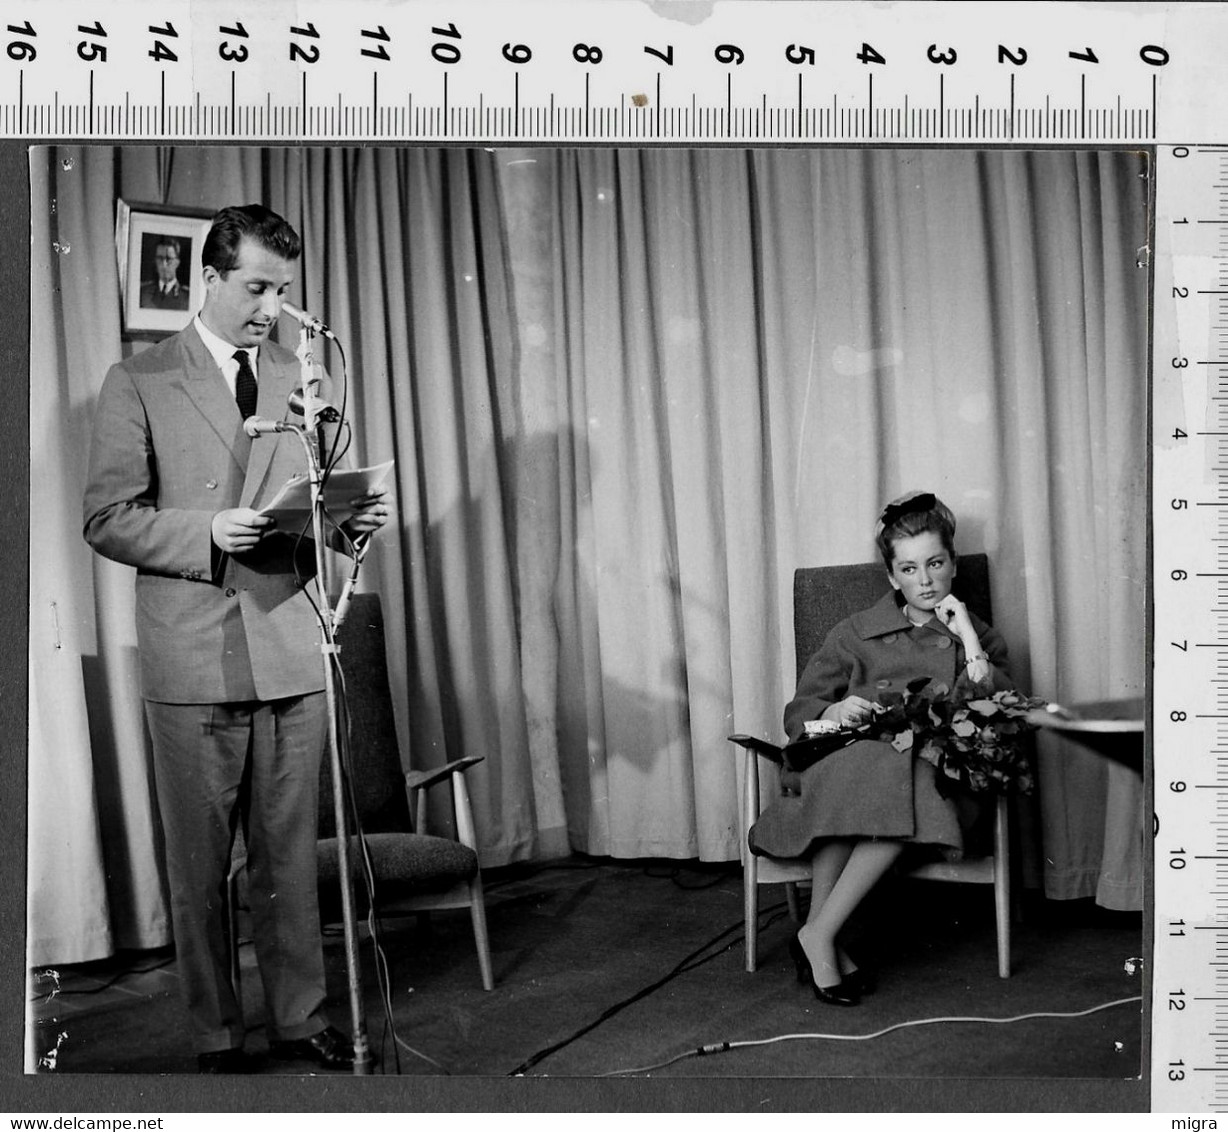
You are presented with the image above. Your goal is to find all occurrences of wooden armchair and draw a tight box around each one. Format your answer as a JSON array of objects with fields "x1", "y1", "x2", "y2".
[
  {"x1": 227, "y1": 593, "x2": 493, "y2": 995},
  {"x1": 732, "y1": 554, "x2": 1012, "y2": 979}
]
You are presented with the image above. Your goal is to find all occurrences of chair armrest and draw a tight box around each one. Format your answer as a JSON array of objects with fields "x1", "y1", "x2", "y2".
[
  {"x1": 404, "y1": 756, "x2": 484, "y2": 792},
  {"x1": 728, "y1": 734, "x2": 785, "y2": 767},
  {"x1": 405, "y1": 757, "x2": 484, "y2": 844}
]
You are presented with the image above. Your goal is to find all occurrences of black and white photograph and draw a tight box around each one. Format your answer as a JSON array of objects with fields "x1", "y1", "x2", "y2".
[
  {"x1": 24, "y1": 141, "x2": 1147, "y2": 1107},
  {"x1": 115, "y1": 199, "x2": 213, "y2": 336},
  {"x1": 136, "y1": 231, "x2": 190, "y2": 313}
]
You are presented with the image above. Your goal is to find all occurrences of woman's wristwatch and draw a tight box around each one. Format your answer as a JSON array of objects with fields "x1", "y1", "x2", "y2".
[
  {"x1": 965, "y1": 648, "x2": 990, "y2": 678},
  {"x1": 961, "y1": 635, "x2": 988, "y2": 667}
]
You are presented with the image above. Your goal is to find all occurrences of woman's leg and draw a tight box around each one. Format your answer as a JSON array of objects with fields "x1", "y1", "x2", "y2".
[
  {"x1": 802, "y1": 839, "x2": 860, "y2": 983},
  {"x1": 799, "y1": 839, "x2": 904, "y2": 988},
  {"x1": 804, "y1": 839, "x2": 867, "y2": 977},
  {"x1": 807, "y1": 838, "x2": 854, "y2": 914}
]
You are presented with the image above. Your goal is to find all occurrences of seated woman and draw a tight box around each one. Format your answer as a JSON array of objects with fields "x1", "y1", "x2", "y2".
[{"x1": 748, "y1": 491, "x2": 1013, "y2": 1005}]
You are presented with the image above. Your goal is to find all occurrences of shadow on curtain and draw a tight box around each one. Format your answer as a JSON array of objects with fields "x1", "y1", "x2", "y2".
[{"x1": 28, "y1": 145, "x2": 1147, "y2": 965}]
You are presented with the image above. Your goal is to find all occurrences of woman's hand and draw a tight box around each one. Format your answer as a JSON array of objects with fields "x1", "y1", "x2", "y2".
[
  {"x1": 933, "y1": 594, "x2": 976, "y2": 640},
  {"x1": 935, "y1": 595, "x2": 993, "y2": 682},
  {"x1": 821, "y1": 695, "x2": 876, "y2": 728}
]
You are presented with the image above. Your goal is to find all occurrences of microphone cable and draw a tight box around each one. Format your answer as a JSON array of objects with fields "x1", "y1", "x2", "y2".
[
  {"x1": 326, "y1": 625, "x2": 451, "y2": 1076},
  {"x1": 596, "y1": 995, "x2": 1145, "y2": 1077},
  {"x1": 506, "y1": 900, "x2": 794, "y2": 1076},
  {"x1": 318, "y1": 332, "x2": 349, "y2": 482},
  {"x1": 274, "y1": 323, "x2": 444, "y2": 1075}
]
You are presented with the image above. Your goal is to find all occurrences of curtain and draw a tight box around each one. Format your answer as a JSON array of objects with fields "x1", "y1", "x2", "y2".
[
  {"x1": 28, "y1": 144, "x2": 1147, "y2": 964},
  {"x1": 533, "y1": 148, "x2": 1146, "y2": 902},
  {"x1": 29, "y1": 150, "x2": 171, "y2": 965}
]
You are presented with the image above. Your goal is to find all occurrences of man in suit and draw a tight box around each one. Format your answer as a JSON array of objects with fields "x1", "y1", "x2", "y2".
[
  {"x1": 139, "y1": 236, "x2": 190, "y2": 311},
  {"x1": 84, "y1": 204, "x2": 390, "y2": 1073}
]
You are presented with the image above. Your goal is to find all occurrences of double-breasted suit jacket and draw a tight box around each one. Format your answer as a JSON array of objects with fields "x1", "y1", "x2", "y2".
[{"x1": 83, "y1": 323, "x2": 327, "y2": 704}]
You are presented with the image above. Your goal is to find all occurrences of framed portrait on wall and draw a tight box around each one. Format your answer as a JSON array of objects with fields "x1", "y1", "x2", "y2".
[{"x1": 115, "y1": 199, "x2": 213, "y2": 338}]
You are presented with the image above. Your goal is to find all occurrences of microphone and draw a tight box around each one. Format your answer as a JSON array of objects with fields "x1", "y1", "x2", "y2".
[
  {"x1": 288, "y1": 382, "x2": 342, "y2": 424},
  {"x1": 243, "y1": 416, "x2": 293, "y2": 437},
  {"x1": 281, "y1": 301, "x2": 337, "y2": 341}
]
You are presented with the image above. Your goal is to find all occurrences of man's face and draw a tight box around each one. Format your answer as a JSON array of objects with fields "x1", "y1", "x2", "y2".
[
  {"x1": 200, "y1": 237, "x2": 296, "y2": 349},
  {"x1": 154, "y1": 244, "x2": 179, "y2": 285}
]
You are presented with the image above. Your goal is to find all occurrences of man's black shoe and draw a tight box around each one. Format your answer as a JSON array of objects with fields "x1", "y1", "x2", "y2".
[
  {"x1": 269, "y1": 1026, "x2": 355, "y2": 1070},
  {"x1": 197, "y1": 1048, "x2": 254, "y2": 1074}
]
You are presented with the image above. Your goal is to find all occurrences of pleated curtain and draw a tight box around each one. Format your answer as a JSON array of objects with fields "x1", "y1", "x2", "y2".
[{"x1": 28, "y1": 145, "x2": 1147, "y2": 965}]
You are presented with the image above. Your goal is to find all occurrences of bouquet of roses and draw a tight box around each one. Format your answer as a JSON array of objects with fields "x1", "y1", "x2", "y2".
[{"x1": 802, "y1": 678, "x2": 1049, "y2": 795}]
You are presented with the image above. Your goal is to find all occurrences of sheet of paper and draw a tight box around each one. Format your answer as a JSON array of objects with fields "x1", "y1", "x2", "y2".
[{"x1": 257, "y1": 460, "x2": 394, "y2": 527}]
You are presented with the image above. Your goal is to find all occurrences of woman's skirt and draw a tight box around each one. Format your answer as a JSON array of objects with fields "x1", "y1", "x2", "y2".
[{"x1": 747, "y1": 739, "x2": 967, "y2": 860}]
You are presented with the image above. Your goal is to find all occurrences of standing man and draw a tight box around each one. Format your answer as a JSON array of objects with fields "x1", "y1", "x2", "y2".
[
  {"x1": 139, "y1": 235, "x2": 190, "y2": 310},
  {"x1": 84, "y1": 204, "x2": 390, "y2": 1073}
]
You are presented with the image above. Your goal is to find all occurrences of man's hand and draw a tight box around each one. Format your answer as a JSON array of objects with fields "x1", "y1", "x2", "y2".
[
  {"x1": 212, "y1": 508, "x2": 274, "y2": 554},
  {"x1": 342, "y1": 486, "x2": 392, "y2": 538}
]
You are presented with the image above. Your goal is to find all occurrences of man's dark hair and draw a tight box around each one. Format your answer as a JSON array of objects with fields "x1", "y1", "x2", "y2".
[
  {"x1": 202, "y1": 204, "x2": 301, "y2": 275},
  {"x1": 154, "y1": 235, "x2": 181, "y2": 257}
]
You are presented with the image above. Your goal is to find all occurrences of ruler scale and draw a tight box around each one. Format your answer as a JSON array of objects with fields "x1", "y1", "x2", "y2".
[
  {"x1": 1155, "y1": 142, "x2": 1228, "y2": 1112},
  {"x1": 0, "y1": 0, "x2": 1204, "y2": 145},
  {"x1": 0, "y1": 75, "x2": 1166, "y2": 144},
  {"x1": 13, "y1": 0, "x2": 1228, "y2": 1112}
]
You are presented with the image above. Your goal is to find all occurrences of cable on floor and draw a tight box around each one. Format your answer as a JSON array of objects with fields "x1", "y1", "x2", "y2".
[
  {"x1": 506, "y1": 902, "x2": 791, "y2": 1076},
  {"x1": 596, "y1": 994, "x2": 1145, "y2": 1076}
]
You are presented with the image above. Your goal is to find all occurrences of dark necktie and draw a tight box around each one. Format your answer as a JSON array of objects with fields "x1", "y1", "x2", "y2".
[{"x1": 233, "y1": 350, "x2": 258, "y2": 420}]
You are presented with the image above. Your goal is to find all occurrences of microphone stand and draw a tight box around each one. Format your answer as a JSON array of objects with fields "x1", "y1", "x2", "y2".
[{"x1": 290, "y1": 325, "x2": 373, "y2": 1075}]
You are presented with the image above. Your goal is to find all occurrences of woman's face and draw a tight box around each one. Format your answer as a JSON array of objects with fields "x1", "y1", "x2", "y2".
[{"x1": 888, "y1": 530, "x2": 956, "y2": 618}]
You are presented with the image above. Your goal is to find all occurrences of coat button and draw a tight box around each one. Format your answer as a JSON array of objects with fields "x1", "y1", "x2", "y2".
[
  {"x1": 882, "y1": 632, "x2": 898, "y2": 645},
  {"x1": 936, "y1": 636, "x2": 952, "y2": 649},
  {"x1": 876, "y1": 679, "x2": 891, "y2": 690},
  {"x1": 225, "y1": 587, "x2": 237, "y2": 598},
  {"x1": 205, "y1": 479, "x2": 218, "y2": 490}
]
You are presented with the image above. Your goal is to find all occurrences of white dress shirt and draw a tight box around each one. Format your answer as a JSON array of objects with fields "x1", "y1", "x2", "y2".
[{"x1": 193, "y1": 315, "x2": 258, "y2": 399}]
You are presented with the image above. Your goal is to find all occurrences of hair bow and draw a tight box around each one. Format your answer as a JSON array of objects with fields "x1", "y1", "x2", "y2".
[{"x1": 878, "y1": 492, "x2": 937, "y2": 529}]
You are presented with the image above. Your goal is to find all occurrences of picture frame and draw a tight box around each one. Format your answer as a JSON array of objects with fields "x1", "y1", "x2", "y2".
[{"x1": 114, "y1": 199, "x2": 214, "y2": 338}]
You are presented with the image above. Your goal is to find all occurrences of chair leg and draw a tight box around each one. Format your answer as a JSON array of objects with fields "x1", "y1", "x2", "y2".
[
  {"x1": 784, "y1": 882, "x2": 802, "y2": 924},
  {"x1": 740, "y1": 745, "x2": 762, "y2": 973},
  {"x1": 744, "y1": 851, "x2": 759, "y2": 973},
  {"x1": 993, "y1": 795, "x2": 1011, "y2": 978},
  {"x1": 467, "y1": 874, "x2": 494, "y2": 991}
]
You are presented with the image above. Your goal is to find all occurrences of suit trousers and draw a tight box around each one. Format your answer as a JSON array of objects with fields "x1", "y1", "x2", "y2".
[{"x1": 145, "y1": 694, "x2": 330, "y2": 1053}]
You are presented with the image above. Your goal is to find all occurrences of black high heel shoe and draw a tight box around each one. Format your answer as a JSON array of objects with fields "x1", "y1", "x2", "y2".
[
  {"x1": 835, "y1": 948, "x2": 877, "y2": 995},
  {"x1": 840, "y1": 964, "x2": 877, "y2": 996},
  {"x1": 788, "y1": 936, "x2": 860, "y2": 1006}
]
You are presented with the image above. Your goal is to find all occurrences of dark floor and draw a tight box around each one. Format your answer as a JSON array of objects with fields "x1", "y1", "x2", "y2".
[{"x1": 23, "y1": 856, "x2": 1147, "y2": 1110}]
